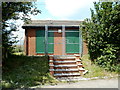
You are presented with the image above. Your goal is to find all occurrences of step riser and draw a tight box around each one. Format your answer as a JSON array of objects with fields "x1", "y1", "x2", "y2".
[
  {"x1": 54, "y1": 57, "x2": 76, "y2": 59},
  {"x1": 49, "y1": 62, "x2": 53, "y2": 65},
  {"x1": 54, "y1": 59, "x2": 75, "y2": 61},
  {"x1": 50, "y1": 66, "x2": 84, "y2": 71},
  {"x1": 78, "y1": 65, "x2": 83, "y2": 67},
  {"x1": 49, "y1": 55, "x2": 87, "y2": 77}
]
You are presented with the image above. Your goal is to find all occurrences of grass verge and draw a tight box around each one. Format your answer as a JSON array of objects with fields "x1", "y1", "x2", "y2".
[
  {"x1": 2, "y1": 55, "x2": 58, "y2": 89},
  {"x1": 2, "y1": 54, "x2": 118, "y2": 88},
  {"x1": 82, "y1": 54, "x2": 118, "y2": 78}
]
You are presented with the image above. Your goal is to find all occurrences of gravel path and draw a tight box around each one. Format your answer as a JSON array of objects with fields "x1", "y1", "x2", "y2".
[{"x1": 42, "y1": 78, "x2": 118, "y2": 88}]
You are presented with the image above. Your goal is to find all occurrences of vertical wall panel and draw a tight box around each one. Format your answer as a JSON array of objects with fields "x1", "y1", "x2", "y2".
[{"x1": 27, "y1": 29, "x2": 36, "y2": 55}]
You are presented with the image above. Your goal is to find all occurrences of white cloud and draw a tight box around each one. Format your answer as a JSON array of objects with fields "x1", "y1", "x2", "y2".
[
  {"x1": 12, "y1": 20, "x2": 25, "y2": 45},
  {"x1": 30, "y1": 15, "x2": 39, "y2": 20},
  {"x1": 45, "y1": 0, "x2": 98, "y2": 18}
]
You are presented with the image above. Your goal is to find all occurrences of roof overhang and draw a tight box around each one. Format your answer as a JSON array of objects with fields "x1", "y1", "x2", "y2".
[{"x1": 22, "y1": 20, "x2": 82, "y2": 29}]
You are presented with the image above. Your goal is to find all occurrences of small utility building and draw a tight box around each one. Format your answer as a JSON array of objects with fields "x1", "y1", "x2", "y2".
[{"x1": 22, "y1": 20, "x2": 88, "y2": 56}]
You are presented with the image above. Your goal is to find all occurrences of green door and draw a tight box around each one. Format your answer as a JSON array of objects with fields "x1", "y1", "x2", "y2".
[
  {"x1": 66, "y1": 30, "x2": 79, "y2": 53},
  {"x1": 36, "y1": 30, "x2": 54, "y2": 53},
  {"x1": 48, "y1": 32, "x2": 54, "y2": 53},
  {"x1": 36, "y1": 30, "x2": 45, "y2": 53}
]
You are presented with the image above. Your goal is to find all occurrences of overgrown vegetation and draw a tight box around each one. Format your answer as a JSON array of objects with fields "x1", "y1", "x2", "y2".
[
  {"x1": 82, "y1": 54, "x2": 118, "y2": 78},
  {"x1": 2, "y1": 55, "x2": 58, "y2": 88},
  {"x1": 2, "y1": 2, "x2": 40, "y2": 59},
  {"x1": 2, "y1": 54, "x2": 118, "y2": 89},
  {"x1": 13, "y1": 45, "x2": 25, "y2": 55},
  {"x1": 81, "y1": 2, "x2": 120, "y2": 72},
  {"x1": 2, "y1": 2, "x2": 41, "y2": 88}
]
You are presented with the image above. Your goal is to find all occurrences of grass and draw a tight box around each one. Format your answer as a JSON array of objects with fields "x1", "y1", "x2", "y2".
[
  {"x1": 2, "y1": 55, "x2": 58, "y2": 89},
  {"x1": 13, "y1": 52, "x2": 25, "y2": 55},
  {"x1": 2, "y1": 54, "x2": 118, "y2": 88},
  {"x1": 81, "y1": 54, "x2": 118, "y2": 78}
]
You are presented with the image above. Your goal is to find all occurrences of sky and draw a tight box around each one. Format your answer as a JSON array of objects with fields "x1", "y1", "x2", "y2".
[{"x1": 14, "y1": 0, "x2": 99, "y2": 45}]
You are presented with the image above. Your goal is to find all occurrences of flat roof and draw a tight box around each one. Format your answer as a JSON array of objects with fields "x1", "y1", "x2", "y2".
[{"x1": 22, "y1": 20, "x2": 82, "y2": 28}]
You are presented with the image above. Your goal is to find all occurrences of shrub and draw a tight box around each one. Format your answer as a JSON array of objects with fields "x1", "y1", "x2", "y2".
[{"x1": 81, "y1": 2, "x2": 120, "y2": 72}]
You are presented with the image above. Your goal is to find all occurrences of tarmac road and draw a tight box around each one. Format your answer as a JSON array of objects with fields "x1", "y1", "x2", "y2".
[{"x1": 42, "y1": 78, "x2": 118, "y2": 88}]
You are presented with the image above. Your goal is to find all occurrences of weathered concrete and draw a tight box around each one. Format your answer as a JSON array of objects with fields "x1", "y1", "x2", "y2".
[{"x1": 42, "y1": 78, "x2": 118, "y2": 88}]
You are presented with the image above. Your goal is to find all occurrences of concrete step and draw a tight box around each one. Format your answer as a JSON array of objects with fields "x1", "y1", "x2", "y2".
[
  {"x1": 54, "y1": 61, "x2": 76, "y2": 63},
  {"x1": 79, "y1": 68, "x2": 85, "y2": 71},
  {"x1": 49, "y1": 55, "x2": 86, "y2": 77},
  {"x1": 50, "y1": 68, "x2": 85, "y2": 71},
  {"x1": 54, "y1": 67, "x2": 78, "y2": 69},
  {"x1": 54, "y1": 62, "x2": 76, "y2": 65},
  {"x1": 76, "y1": 59, "x2": 81, "y2": 61},
  {"x1": 49, "y1": 63, "x2": 83, "y2": 66},
  {"x1": 53, "y1": 64, "x2": 78, "y2": 67},
  {"x1": 56, "y1": 76, "x2": 89, "y2": 81},
  {"x1": 49, "y1": 60, "x2": 53, "y2": 62},
  {"x1": 49, "y1": 69, "x2": 79, "y2": 71},
  {"x1": 54, "y1": 57, "x2": 76, "y2": 59},
  {"x1": 83, "y1": 70, "x2": 88, "y2": 75},
  {"x1": 54, "y1": 71, "x2": 79, "y2": 73},
  {"x1": 78, "y1": 64, "x2": 83, "y2": 66},
  {"x1": 53, "y1": 59, "x2": 81, "y2": 61},
  {"x1": 54, "y1": 55, "x2": 76, "y2": 59},
  {"x1": 54, "y1": 73, "x2": 80, "y2": 76}
]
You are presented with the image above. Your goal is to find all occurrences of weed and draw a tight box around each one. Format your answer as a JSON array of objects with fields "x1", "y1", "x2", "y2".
[
  {"x1": 2, "y1": 55, "x2": 58, "y2": 88},
  {"x1": 81, "y1": 54, "x2": 118, "y2": 78}
]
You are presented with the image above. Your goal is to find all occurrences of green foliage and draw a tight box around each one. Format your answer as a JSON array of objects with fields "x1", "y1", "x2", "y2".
[
  {"x1": 13, "y1": 45, "x2": 24, "y2": 53},
  {"x1": 82, "y1": 54, "x2": 118, "y2": 78},
  {"x1": 97, "y1": 45, "x2": 120, "y2": 71},
  {"x1": 2, "y1": 56, "x2": 58, "y2": 88},
  {"x1": 81, "y1": 2, "x2": 120, "y2": 72},
  {"x1": 2, "y1": 2, "x2": 41, "y2": 59}
]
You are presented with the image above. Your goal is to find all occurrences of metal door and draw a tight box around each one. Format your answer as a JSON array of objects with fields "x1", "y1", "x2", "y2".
[
  {"x1": 36, "y1": 30, "x2": 45, "y2": 53},
  {"x1": 36, "y1": 30, "x2": 54, "y2": 53},
  {"x1": 48, "y1": 32, "x2": 54, "y2": 53},
  {"x1": 65, "y1": 30, "x2": 79, "y2": 53}
]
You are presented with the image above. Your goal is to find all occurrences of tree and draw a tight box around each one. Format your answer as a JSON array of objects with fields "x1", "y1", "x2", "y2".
[
  {"x1": 2, "y1": 2, "x2": 41, "y2": 59},
  {"x1": 81, "y1": 2, "x2": 120, "y2": 71}
]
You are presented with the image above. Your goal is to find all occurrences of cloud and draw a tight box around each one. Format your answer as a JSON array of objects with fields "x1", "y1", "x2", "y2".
[
  {"x1": 45, "y1": 0, "x2": 98, "y2": 18},
  {"x1": 11, "y1": 20, "x2": 25, "y2": 45}
]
